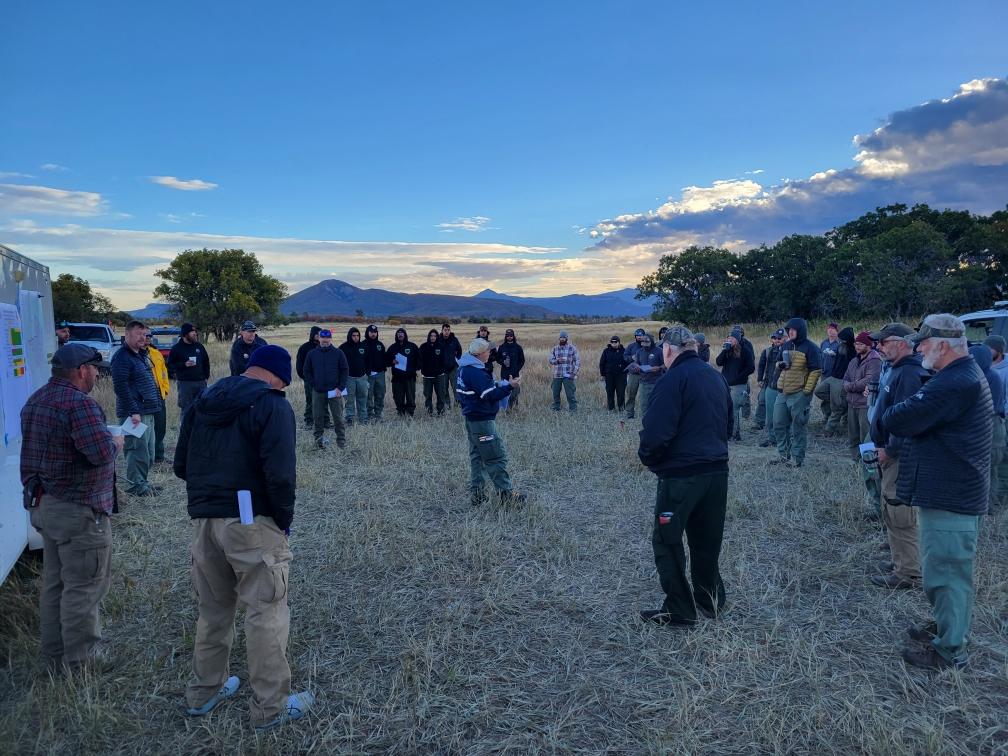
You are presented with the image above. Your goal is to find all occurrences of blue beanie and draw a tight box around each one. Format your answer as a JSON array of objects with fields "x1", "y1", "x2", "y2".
[{"x1": 247, "y1": 344, "x2": 292, "y2": 386}]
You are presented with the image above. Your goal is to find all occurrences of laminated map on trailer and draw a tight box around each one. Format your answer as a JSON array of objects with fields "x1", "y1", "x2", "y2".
[{"x1": 0, "y1": 303, "x2": 31, "y2": 446}]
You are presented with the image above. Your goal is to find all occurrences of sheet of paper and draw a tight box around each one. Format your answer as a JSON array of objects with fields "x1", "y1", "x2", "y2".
[
  {"x1": 369, "y1": 371, "x2": 378, "y2": 377},
  {"x1": 327, "y1": 389, "x2": 338, "y2": 399},
  {"x1": 858, "y1": 442, "x2": 876, "y2": 456},
  {"x1": 120, "y1": 418, "x2": 147, "y2": 438},
  {"x1": 237, "y1": 490, "x2": 254, "y2": 524},
  {"x1": 394, "y1": 353, "x2": 408, "y2": 371}
]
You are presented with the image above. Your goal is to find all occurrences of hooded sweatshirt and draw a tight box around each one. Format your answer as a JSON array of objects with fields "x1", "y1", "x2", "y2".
[
  {"x1": 340, "y1": 327, "x2": 368, "y2": 378},
  {"x1": 295, "y1": 326, "x2": 322, "y2": 380},
  {"x1": 441, "y1": 330, "x2": 463, "y2": 371},
  {"x1": 496, "y1": 336, "x2": 525, "y2": 380},
  {"x1": 363, "y1": 326, "x2": 387, "y2": 374},
  {"x1": 970, "y1": 344, "x2": 1005, "y2": 419},
  {"x1": 779, "y1": 318, "x2": 822, "y2": 395},
  {"x1": 419, "y1": 329, "x2": 447, "y2": 377},
  {"x1": 174, "y1": 376, "x2": 296, "y2": 530},
  {"x1": 455, "y1": 352, "x2": 512, "y2": 421},
  {"x1": 829, "y1": 327, "x2": 856, "y2": 380},
  {"x1": 386, "y1": 328, "x2": 419, "y2": 381}
]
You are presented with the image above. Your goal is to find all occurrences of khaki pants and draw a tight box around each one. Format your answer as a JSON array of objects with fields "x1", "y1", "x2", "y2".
[
  {"x1": 880, "y1": 459, "x2": 920, "y2": 580},
  {"x1": 188, "y1": 516, "x2": 293, "y2": 726},
  {"x1": 30, "y1": 497, "x2": 112, "y2": 665}
]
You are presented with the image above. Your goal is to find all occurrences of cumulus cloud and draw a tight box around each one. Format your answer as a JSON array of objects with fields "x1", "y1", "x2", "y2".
[
  {"x1": 589, "y1": 77, "x2": 1008, "y2": 263},
  {"x1": 150, "y1": 176, "x2": 219, "y2": 191},
  {"x1": 0, "y1": 183, "x2": 106, "y2": 216},
  {"x1": 437, "y1": 216, "x2": 492, "y2": 232}
]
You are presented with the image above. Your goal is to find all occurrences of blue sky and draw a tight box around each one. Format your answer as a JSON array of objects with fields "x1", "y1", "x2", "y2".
[{"x1": 2, "y1": 1, "x2": 1007, "y2": 308}]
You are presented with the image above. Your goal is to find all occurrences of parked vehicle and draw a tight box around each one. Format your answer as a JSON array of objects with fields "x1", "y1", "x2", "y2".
[
  {"x1": 960, "y1": 301, "x2": 1008, "y2": 343},
  {"x1": 149, "y1": 326, "x2": 182, "y2": 377},
  {"x1": 66, "y1": 322, "x2": 120, "y2": 372},
  {"x1": 1, "y1": 244, "x2": 55, "y2": 582}
]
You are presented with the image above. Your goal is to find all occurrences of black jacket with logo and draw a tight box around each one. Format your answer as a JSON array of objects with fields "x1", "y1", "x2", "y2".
[
  {"x1": 420, "y1": 331, "x2": 447, "y2": 377},
  {"x1": 364, "y1": 333, "x2": 387, "y2": 374},
  {"x1": 387, "y1": 328, "x2": 420, "y2": 381},
  {"x1": 295, "y1": 326, "x2": 321, "y2": 380},
  {"x1": 496, "y1": 340, "x2": 525, "y2": 380},
  {"x1": 339, "y1": 327, "x2": 368, "y2": 378}
]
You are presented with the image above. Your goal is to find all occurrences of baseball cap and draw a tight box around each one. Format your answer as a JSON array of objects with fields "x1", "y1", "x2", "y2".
[
  {"x1": 52, "y1": 343, "x2": 110, "y2": 369},
  {"x1": 662, "y1": 324, "x2": 694, "y2": 347},
  {"x1": 240, "y1": 320, "x2": 257, "y2": 332},
  {"x1": 868, "y1": 322, "x2": 914, "y2": 342},
  {"x1": 634, "y1": 328, "x2": 645, "y2": 337},
  {"x1": 56, "y1": 320, "x2": 70, "y2": 329},
  {"x1": 910, "y1": 322, "x2": 964, "y2": 345},
  {"x1": 772, "y1": 328, "x2": 786, "y2": 339},
  {"x1": 559, "y1": 330, "x2": 569, "y2": 339},
  {"x1": 505, "y1": 328, "x2": 515, "y2": 336},
  {"x1": 318, "y1": 329, "x2": 332, "y2": 338}
]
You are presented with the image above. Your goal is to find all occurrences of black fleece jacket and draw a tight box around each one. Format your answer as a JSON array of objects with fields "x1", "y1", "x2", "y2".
[
  {"x1": 295, "y1": 326, "x2": 321, "y2": 380},
  {"x1": 339, "y1": 328, "x2": 368, "y2": 378}
]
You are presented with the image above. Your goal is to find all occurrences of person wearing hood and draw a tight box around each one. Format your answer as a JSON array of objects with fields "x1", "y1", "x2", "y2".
[
  {"x1": 340, "y1": 327, "x2": 369, "y2": 425},
  {"x1": 173, "y1": 344, "x2": 314, "y2": 731},
  {"x1": 386, "y1": 327, "x2": 419, "y2": 416},
  {"x1": 294, "y1": 326, "x2": 321, "y2": 428},
  {"x1": 475, "y1": 325, "x2": 498, "y2": 377},
  {"x1": 419, "y1": 328, "x2": 448, "y2": 415},
  {"x1": 229, "y1": 321, "x2": 268, "y2": 377},
  {"x1": 303, "y1": 329, "x2": 349, "y2": 449},
  {"x1": 549, "y1": 330, "x2": 580, "y2": 412},
  {"x1": 599, "y1": 335, "x2": 627, "y2": 412},
  {"x1": 969, "y1": 343, "x2": 1005, "y2": 514},
  {"x1": 440, "y1": 323, "x2": 463, "y2": 409},
  {"x1": 695, "y1": 333, "x2": 710, "y2": 363},
  {"x1": 868, "y1": 323, "x2": 930, "y2": 590},
  {"x1": 456, "y1": 337, "x2": 526, "y2": 506},
  {"x1": 770, "y1": 317, "x2": 822, "y2": 468},
  {"x1": 820, "y1": 327, "x2": 856, "y2": 435},
  {"x1": 715, "y1": 325, "x2": 755, "y2": 442},
  {"x1": 842, "y1": 331, "x2": 883, "y2": 462},
  {"x1": 496, "y1": 328, "x2": 525, "y2": 411},
  {"x1": 628, "y1": 333, "x2": 664, "y2": 416},
  {"x1": 624, "y1": 328, "x2": 646, "y2": 418},
  {"x1": 363, "y1": 325, "x2": 387, "y2": 422},
  {"x1": 984, "y1": 334, "x2": 1008, "y2": 508}
]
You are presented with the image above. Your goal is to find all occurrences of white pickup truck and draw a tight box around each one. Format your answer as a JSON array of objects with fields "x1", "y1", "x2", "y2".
[{"x1": 67, "y1": 322, "x2": 121, "y2": 371}]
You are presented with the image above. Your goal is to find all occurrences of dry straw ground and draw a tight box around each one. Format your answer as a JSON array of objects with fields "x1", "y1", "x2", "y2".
[{"x1": 1, "y1": 321, "x2": 1006, "y2": 755}]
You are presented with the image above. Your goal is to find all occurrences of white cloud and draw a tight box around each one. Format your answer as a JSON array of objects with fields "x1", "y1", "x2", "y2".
[
  {"x1": 40, "y1": 163, "x2": 68, "y2": 172},
  {"x1": 0, "y1": 183, "x2": 106, "y2": 216},
  {"x1": 150, "y1": 176, "x2": 219, "y2": 191},
  {"x1": 436, "y1": 215, "x2": 492, "y2": 232},
  {"x1": 0, "y1": 171, "x2": 34, "y2": 179}
]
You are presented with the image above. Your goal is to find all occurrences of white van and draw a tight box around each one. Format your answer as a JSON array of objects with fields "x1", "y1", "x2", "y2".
[{"x1": 1, "y1": 244, "x2": 56, "y2": 581}]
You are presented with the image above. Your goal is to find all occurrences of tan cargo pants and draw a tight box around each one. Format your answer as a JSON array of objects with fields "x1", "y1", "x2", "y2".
[
  {"x1": 187, "y1": 516, "x2": 292, "y2": 726},
  {"x1": 880, "y1": 459, "x2": 921, "y2": 580},
  {"x1": 30, "y1": 496, "x2": 112, "y2": 665}
]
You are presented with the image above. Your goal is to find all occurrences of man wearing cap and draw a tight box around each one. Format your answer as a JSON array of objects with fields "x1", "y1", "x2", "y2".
[
  {"x1": 715, "y1": 325, "x2": 755, "y2": 442},
  {"x1": 877, "y1": 314, "x2": 992, "y2": 670},
  {"x1": 110, "y1": 320, "x2": 163, "y2": 497},
  {"x1": 983, "y1": 334, "x2": 1008, "y2": 508},
  {"x1": 21, "y1": 344, "x2": 123, "y2": 673},
  {"x1": 867, "y1": 323, "x2": 929, "y2": 590},
  {"x1": 144, "y1": 329, "x2": 171, "y2": 464},
  {"x1": 174, "y1": 344, "x2": 314, "y2": 730},
  {"x1": 756, "y1": 329, "x2": 786, "y2": 447},
  {"x1": 695, "y1": 333, "x2": 710, "y2": 363},
  {"x1": 842, "y1": 331, "x2": 882, "y2": 462},
  {"x1": 549, "y1": 331, "x2": 580, "y2": 412},
  {"x1": 624, "y1": 329, "x2": 646, "y2": 418},
  {"x1": 363, "y1": 325, "x2": 387, "y2": 421},
  {"x1": 456, "y1": 338, "x2": 526, "y2": 505},
  {"x1": 815, "y1": 323, "x2": 842, "y2": 426},
  {"x1": 303, "y1": 329, "x2": 349, "y2": 449},
  {"x1": 440, "y1": 323, "x2": 463, "y2": 410},
  {"x1": 168, "y1": 323, "x2": 212, "y2": 414},
  {"x1": 496, "y1": 328, "x2": 525, "y2": 411},
  {"x1": 599, "y1": 335, "x2": 627, "y2": 412},
  {"x1": 638, "y1": 325, "x2": 732, "y2": 626},
  {"x1": 770, "y1": 318, "x2": 822, "y2": 469},
  {"x1": 55, "y1": 320, "x2": 71, "y2": 347},
  {"x1": 229, "y1": 321, "x2": 268, "y2": 377}
]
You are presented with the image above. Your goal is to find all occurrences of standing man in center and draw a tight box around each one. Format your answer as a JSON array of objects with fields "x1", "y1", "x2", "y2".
[
  {"x1": 363, "y1": 324, "x2": 387, "y2": 422},
  {"x1": 303, "y1": 329, "x2": 348, "y2": 449},
  {"x1": 440, "y1": 323, "x2": 462, "y2": 410},
  {"x1": 715, "y1": 325, "x2": 755, "y2": 442},
  {"x1": 168, "y1": 323, "x2": 212, "y2": 415},
  {"x1": 638, "y1": 325, "x2": 732, "y2": 626},
  {"x1": 549, "y1": 330, "x2": 580, "y2": 412},
  {"x1": 386, "y1": 327, "x2": 419, "y2": 416},
  {"x1": 339, "y1": 327, "x2": 369, "y2": 425},
  {"x1": 229, "y1": 321, "x2": 267, "y2": 377},
  {"x1": 496, "y1": 328, "x2": 525, "y2": 411},
  {"x1": 624, "y1": 328, "x2": 646, "y2": 419},
  {"x1": 771, "y1": 317, "x2": 822, "y2": 469},
  {"x1": 111, "y1": 320, "x2": 163, "y2": 497}
]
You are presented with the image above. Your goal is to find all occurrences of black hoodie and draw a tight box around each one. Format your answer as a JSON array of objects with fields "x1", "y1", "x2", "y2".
[
  {"x1": 830, "y1": 327, "x2": 856, "y2": 380},
  {"x1": 295, "y1": 326, "x2": 321, "y2": 380},
  {"x1": 386, "y1": 327, "x2": 419, "y2": 380},
  {"x1": 340, "y1": 327, "x2": 368, "y2": 378},
  {"x1": 441, "y1": 331, "x2": 463, "y2": 371},
  {"x1": 363, "y1": 326, "x2": 387, "y2": 374},
  {"x1": 174, "y1": 376, "x2": 296, "y2": 531},
  {"x1": 419, "y1": 329, "x2": 447, "y2": 377}
]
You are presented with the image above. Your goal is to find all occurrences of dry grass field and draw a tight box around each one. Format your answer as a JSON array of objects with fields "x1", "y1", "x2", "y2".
[{"x1": 1, "y1": 321, "x2": 1006, "y2": 755}]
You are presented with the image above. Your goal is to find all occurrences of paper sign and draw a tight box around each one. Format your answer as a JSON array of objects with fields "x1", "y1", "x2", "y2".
[
  {"x1": 394, "y1": 353, "x2": 408, "y2": 371},
  {"x1": 120, "y1": 418, "x2": 147, "y2": 438},
  {"x1": 237, "y1": 490, "x2": 254, "y2": 524}
]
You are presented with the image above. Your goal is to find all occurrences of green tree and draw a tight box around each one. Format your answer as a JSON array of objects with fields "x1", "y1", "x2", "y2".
[
  {"x1": 153, "y1": 248, "x2": 287, "y2": 341},
  {"x1": 638, "y1": 246, "x2": 741, "y2": 324},
  {"x1": 51, "y1": 273, "x2": 123, "y2": 322}
]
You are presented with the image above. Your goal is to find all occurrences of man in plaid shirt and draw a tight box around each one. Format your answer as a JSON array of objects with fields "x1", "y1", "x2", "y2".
[
  {"x1": 549, "y1": 330, "x2": 580, "y2": 412},
  {"x1": 21, "y1": 344, "x2": 123, "y2": 673}
]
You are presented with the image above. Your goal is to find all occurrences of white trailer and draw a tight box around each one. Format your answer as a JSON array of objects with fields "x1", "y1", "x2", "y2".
[{"x1": 1, "y1": 244, "x2": 56, "y2": 581}]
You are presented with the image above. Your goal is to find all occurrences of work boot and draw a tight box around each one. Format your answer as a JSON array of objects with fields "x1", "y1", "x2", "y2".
[
  {"x1": 470, "y1": 488, "x2": 488, "y2": 506},
  {"x1": 768, "y1": 456, "x2": 791, "y2": 466},
  {"x1": 871, "y1": 573, "x2": 917, "y2": 590},
  {"x1": 64, "y1": 648, "x2": 116, "y2": 676},
  {"x1": 499, "y1": 490, "x2": 527, "y2": 505},
  {"x1": 905, "y1": 621, "x2": 938, "y2": 644},
  {"x1": 901, "y1": 646, "x2": 965, "y2": 671},
  {"x1": 639, "y1": 609, "x2": 696, "y2": 627},
  {"x1": 875, "y1": 560, "x2": 895, "y2": 573}
]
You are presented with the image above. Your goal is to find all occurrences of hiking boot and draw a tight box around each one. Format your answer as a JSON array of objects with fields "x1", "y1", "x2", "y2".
[
  {"x1": 316, "y1": 438, "x2": 328, "y2": 450},
  {"x1": 254, "y1": 691, "x2": 315, "y2": 732},
  {"x1": 132, "y1": 485, "x2": 163, "y2": 498},
  {"x1": 875, "y1": 560, "x2": 895, "y2": 574},
  {"x1": 871, "y1": 573, "x2": 917, "y2": 590},
  {"x1": 639, "y1": 609, "x2": 696, "y2": 627},
  {"x1": 470, "y1": 488, "x2": 488, "y2": 506},
  {"x1": 186, "y1": 676, "x2": 240, "y2": 716},
  {"x1": 906, "y1": 621, "x2": 938, "y2": 644},
  {"x1": 901, "y1": 645, "x2": 965, "y2": 671},
  {"x1": 768, "y1": 456, "x2": 791, "y2": 466},
  {"x1": 758, "y1": 439, "x2": 774, "y2": 448},
  {"x1": 500, "y1": 490, "x2": 527, "y2": 505},
  {"x1": 64, "y1": 648, "x2": 116, "y2": 675}
]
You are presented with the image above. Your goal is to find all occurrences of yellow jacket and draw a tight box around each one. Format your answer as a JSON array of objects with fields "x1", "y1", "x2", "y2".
[{"x1": 147, "y1": 345, "x2": 170, "y2": 400}]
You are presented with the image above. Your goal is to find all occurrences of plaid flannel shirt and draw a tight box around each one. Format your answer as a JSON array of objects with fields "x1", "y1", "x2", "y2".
[
  {"x1": 20, "y1": 378, "x2": 117, "y2": 514},
  {"x1": 550, "y1": 343, "x2": 581, "y2": 379}
]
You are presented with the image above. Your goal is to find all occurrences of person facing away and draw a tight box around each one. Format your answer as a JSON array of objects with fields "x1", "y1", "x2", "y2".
[
  {"x1": 173, "y1": 344, "x2": 314, "y2": 730},
  {"x1": 229, "y1": 320, "x2": 268, "y2": 377}
]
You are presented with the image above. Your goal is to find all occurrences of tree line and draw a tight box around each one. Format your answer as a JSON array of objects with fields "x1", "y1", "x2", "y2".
[{"x1": 636, "y1": 203, "x2": 1008, "y2": 325}]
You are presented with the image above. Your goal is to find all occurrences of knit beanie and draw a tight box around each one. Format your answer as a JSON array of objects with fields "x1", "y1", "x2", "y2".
[
  {"x1": 855, "y1": 331, "x2": 874, "y2": 348},
  {"x1": 247, "y1": 344, "x2": 292, "y2": 386}
]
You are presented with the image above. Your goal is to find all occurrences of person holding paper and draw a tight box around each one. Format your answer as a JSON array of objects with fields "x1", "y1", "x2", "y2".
[
  {"x1": 548, "y1": 330, "x2": 580, "y2": 412},
  {"x1": 168, "y1": 323, "x2": 212, "y2": 414},
  {"x1": 363, "y1": 324, "x2": 388, "y2": 421},
  {"x1": 110, "y1": 320, "x2": 163, "y2": 497},
  {"x1": 339, "y1": 327, "x2": 370, "y2": 425},
  {"x1": 174, "y1": 344, "x2": 314, "y2": 729},
  {"x1": 303, "y1": 329, "x2": 348, "y2": 449},
  {"x1": 627, "y1": 333, "x2": 664, "y2": 418},
  {"x1": 20, "y1": 343, "x2": 123, "y2": 674},
  {"x1": 386, "y1": 327, "x2": 419, "y2": 417}
]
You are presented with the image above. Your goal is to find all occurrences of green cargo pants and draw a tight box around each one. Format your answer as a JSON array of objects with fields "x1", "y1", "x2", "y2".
[
  {"x1": 773, "y1": 392, "x2": 811, "y2": 464},
  {"x1": 465, "y1": 419, "x2": 512, "y2": 495},
  {"x1": 626, "y1": 373, "x2": 641, "y2": 418},
  {"x1": 119, "y1": 414, "x2": 155, "y2": 494},
  {"x1": 730, "y1": 384, "x2": 749, "y2": 434},
  {"x1": 917, "y1": 507, "x2": 981, "y2": 664},
  {"x1": 651, "y1": 472, "x2": 728, "y2": 622}
]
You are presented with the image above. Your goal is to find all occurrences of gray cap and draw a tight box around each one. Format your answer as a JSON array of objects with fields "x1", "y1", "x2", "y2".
[
  {"x1": 662, "y1": 324, "x2": 695, "y2": 347},
  {"x1": 559, "y1": 330, "x2": 569, "y2": 339},
  {"x1": 984, "y1": 335, "x2": 1007, "y2": 354},
  {"x1": 51, "y1": 343, "x2": 110, "y2": 369},
  {"x1": 240, "y1": 320, "x2": 257, "y2": 332},
  {"x1": 909, "y1": 322, "x2": 964, "y2": 344}
]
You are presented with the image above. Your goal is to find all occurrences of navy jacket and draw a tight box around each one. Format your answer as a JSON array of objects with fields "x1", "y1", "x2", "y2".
[
  {"x1": 456, "y1": 353, "x2": 512, "y2": 421},
  {"x1": 229, "y1": 334, "x2": 268, "y2": 376},
  {"x1": 174, "y1": 376, "x2": 296, "y2": 531},
  {"x1": 638, "y1": 350, "x2": 732, "y2": 478},
  {"x1": 303, "y1": 344, "x2": 349, "y2": 393},
  {"x1": 632, "y1": 344, "x2": 665, "y2": 384},
  {"x1": 879, "y1": 354, "x2": 993, "y2": 515},
  {"x1": 869, "y1": 353, "x2": 930, "y2": 461},
  {"x1": 111, "y1": 345, "x2": 163, "y2": 418}
]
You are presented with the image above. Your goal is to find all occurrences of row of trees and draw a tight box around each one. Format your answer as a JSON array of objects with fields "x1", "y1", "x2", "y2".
[
  {"x1": 637, "y1": 204, "x2": 1008, "y2": 325},
  {"x1": 52, "y1": 274, "x2": 133, "y2": 325}
]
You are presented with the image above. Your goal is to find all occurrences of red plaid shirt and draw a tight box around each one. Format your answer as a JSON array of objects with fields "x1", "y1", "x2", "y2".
[{"x1": 20, "y1": 378, "x2": 117, "y2": 514}]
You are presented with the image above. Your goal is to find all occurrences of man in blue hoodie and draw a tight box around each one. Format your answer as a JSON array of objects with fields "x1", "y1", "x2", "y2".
[{"x1": 456, "y1": 337, "x2": 526, "y2": 506}]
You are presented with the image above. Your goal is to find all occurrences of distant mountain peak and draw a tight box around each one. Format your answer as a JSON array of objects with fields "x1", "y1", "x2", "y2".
[{"x1": 474, "y1": 288, "x2": 504, "y2": 298}]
